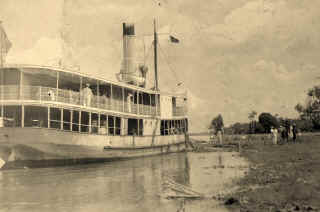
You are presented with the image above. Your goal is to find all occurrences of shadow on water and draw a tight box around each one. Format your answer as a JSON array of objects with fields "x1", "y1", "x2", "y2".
[{"x1": 0, "y1": 151, "x2": 247, "y2": 212}]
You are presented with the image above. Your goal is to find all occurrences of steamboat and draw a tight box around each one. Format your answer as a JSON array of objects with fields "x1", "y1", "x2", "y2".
[{"x1": 0, "y1": 21, "x2": 189, "y2": 169}]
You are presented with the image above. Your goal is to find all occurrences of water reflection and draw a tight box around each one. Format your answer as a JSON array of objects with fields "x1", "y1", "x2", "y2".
[{"x1": 0, "y1": 152, "x2": 247, "y2": 212}]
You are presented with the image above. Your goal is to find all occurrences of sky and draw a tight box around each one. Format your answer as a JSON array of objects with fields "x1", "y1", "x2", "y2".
[{"x1": 1, "y1": 0, "x2": 320, "y2": 132}]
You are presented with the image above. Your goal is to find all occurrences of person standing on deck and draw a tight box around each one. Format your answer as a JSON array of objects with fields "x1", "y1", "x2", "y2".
[
  {"x1": 82, "y1": 83, "x2": 93, "y2": 106},
  {"x1": 127, "y1": 93, "x2": 133, "y2": 113}
]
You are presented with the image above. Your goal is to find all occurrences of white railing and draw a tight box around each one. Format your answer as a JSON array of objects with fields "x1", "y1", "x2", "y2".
[{"x1": 0, "y1": 85, "x2": 164, "y2": 116}]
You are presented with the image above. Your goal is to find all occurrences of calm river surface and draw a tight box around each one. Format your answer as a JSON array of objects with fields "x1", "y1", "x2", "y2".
[{"x1": 0, "y1": 152, "x2": 247, "y2": 212}]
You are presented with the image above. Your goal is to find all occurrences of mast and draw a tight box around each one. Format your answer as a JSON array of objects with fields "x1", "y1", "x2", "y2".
[{"x1": 153, "y1": 19, "x2": 159, "y2": 91}]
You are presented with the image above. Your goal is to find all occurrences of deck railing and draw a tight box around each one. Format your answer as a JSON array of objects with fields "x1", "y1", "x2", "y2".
[{"x1": 0, "y1": 85, "x2": 186, "y2": 117}]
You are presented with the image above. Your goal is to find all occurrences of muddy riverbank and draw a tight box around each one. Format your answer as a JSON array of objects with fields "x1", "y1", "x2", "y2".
[{"x1": 224, "y1": 134, "x2": 320, "y2": 212}]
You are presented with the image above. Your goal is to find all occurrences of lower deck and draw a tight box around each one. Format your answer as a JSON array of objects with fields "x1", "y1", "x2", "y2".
[{"x1": 0, "y1": 104, "x2": 188, "y2": 137}]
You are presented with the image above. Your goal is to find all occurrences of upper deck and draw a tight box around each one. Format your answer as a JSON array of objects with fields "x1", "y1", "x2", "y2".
[{"x1": 0, "y1": 64, "x2": 188, "y2": 118}]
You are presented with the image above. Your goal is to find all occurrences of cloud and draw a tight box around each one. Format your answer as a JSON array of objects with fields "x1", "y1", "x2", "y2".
[{"x1": 6, "y1": 37, "x2": 63, "y2": 66}]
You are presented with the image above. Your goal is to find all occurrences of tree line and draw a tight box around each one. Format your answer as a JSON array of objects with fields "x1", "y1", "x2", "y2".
[{"x1": 209, "y1": 85, "x2": 320, "y2": 135}]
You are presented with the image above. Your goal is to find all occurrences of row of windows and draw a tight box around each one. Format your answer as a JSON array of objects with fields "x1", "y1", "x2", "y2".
[
  {"x1": 0, "y1": 105, "x2": 145, "y2": 136},
  {"x1": 160, "y1": 119, "x2": 188, "y2": 135}
]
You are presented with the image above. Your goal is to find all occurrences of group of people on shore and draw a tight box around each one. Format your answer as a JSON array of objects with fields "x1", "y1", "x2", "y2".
[{"x1": 270, "y1": 123, "x2": 300, "y2": 145}]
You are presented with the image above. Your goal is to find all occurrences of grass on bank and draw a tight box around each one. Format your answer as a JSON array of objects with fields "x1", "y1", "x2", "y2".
[{"x1": 229, "y1": 134, "x2": 320, "y2": 212}]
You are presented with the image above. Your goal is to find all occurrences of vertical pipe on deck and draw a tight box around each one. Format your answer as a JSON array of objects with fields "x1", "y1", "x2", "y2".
[
  {"x1": 79, "y1": 111, "x2": 81, "y2": 132},
  {"x1": 60, "y1": 108, "x2": 63, "y2": 130},
  {"x1": 137, "y1": 119, "x2": 140, "y2": 136}
]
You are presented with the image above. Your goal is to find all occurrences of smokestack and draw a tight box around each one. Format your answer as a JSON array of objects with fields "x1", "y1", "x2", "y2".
[
  {"x1": 121, "y1": 23, "x2": 135, "y2": 81},
  {"x1": 119, "y1": 23, "x2": 147, "y2": 87}
]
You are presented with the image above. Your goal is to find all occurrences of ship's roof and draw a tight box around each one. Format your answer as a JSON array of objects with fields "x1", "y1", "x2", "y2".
[{"x1": 1, "y1": 64, "x2": 187, "y2": 98}]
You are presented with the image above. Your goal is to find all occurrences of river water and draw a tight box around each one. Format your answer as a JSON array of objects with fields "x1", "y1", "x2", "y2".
[{"x1": 0, "y1": 152, "x2": 247, "y2": 212}]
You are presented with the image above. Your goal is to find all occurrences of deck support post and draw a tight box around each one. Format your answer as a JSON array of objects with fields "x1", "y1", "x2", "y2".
[
  {"x1": 21, "y1": 105, "x2": 24, "y2": 128},
  {"x1": 106, "y1": 115, "x2": 109, "y2": 135},
  {"x1": 137, "y1": 91, "x2": 140, "y2": 115},
  {"x1": 48, "y1": 107, "x2": 50, "y2": 128},
  {"x1": 113, "y1": 116, "x2": 115, "y2": 136},
  {"x1": 1, "y1": 70, "x2": 3, "y2": 117},
  {"x1": 80, "y1": 77, "x2": 83, "y2": 105},
  {"x1": 98, "y1": 113, "x2": 101, "y2": 129},
  {"x1": 110, "y1": 84, "x2": 113, "y2": 110},
  {"x1": 155, "y1": 94, "x2": 158, "y2": 116},
  {"x1": 97, "y1": 81, "x2": 100, "y2": 107},
  {"x1": 149, "y1": 94, "x2": 152, "y2": 115},
  {"x1": 19, "y1": 70, "x2": 23, "y2": 100},
  {"x1": 60, "y1": 108, "x2": 63, "y2": 130},
  {"x1": 137, "y1": 119, "x2": 140, "y2": 136},
  {"x1": 79, "y1": 111, "x2": 81, "y2": 132},
  {"x1": 56, "y1": 71, "x2": 59, "y2": 101},
  {"x1": 141, "y1": 92, "x2": 144, "y2": 115},
  {"x1": 70, "y1": 110, "x2": 73, "y2": 131},
  {"x1": 89, "y1": 112, "x2": 92, "y2": 133},
  {"x1": 122, "y1": 87, "x2": 125, "y2": 112}
]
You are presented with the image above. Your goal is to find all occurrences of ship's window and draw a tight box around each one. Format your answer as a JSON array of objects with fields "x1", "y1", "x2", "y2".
[
  {"x1": 128, "y1": 118, "x2": 138, "y2": 135},
  {"x1": 72, "y1": 111, "x2": 79, "y2": 132},
  {"x1": 50, "y1": 107, "x2": 61, "y2": 129},
  {"x1": 63, "y1": 109, "x2": 71, "y2": 131},
  {"x1": 99, "y1": 114, "x2": 107, "y2": 135},
  {"x1": 115, "y1": 117, "x2": 121, "y2": 135},
  {"x1": 81, "y1": 111, "x2": 89, "y2": 133},
  {"x1": 3, "y1": 106, "x2": 21, "y2": 127},
  {"x1": 24, "y1": 106, "x2": 47, "y2": 128},
  {"x1": 91, "y1": 113, "x2": 99, "y2": 134},
  {"x1": 108, "y1": 116, "x2": 115, "y2": 135}
]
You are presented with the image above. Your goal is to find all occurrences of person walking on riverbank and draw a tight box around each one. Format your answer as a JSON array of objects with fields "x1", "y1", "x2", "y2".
[
  {"x1": 292, "y1": 123, "x2": 297, "y2": 142},
  {"x1": 271, "y1": 126, "x2": 278, "y2": 145}
]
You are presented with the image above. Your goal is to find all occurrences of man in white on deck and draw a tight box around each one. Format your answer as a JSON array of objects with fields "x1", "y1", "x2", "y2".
[
  {"x1": 127, "y1": 93, "x2": 133, "y2": 113},
  {"x1": 81, "y1": 83, "x2": 93, "y2": 106}
]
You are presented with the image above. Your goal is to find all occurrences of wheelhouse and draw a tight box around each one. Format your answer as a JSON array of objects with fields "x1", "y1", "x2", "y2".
[{"x1": 0, "y1": 65, "x2": 188, "y2": 136}]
